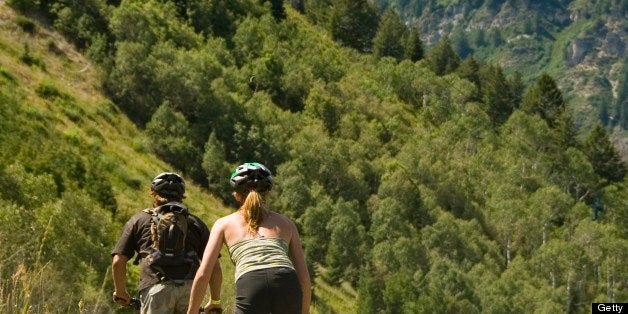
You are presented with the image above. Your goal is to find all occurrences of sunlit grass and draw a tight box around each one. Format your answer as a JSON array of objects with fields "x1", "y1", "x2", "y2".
[{"x1": 0, "y1": 2, "x2": 236, "y2": 312}]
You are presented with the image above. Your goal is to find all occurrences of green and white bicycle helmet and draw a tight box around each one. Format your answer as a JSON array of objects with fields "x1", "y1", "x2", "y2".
[
  {"x1": 230, "y1": 162, "x2": 273, "y2": 193},
  {"x1": 151, "y1": 172, "x2": 185, "y2": 198}
]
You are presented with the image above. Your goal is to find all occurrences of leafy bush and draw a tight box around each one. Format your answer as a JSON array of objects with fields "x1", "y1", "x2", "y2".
[
  {"x1": 15, "y1": 16, "x2": 36, "y2": 34},
  {"x1": 36, "y1": 82, "x2": 64, "y2": 99},
  {"x1": 20, "y1": 43, "x2": 45, "y2": 69},
  {"x1": 145, "y1": 104, "x2": 202, "y2": 177},
  {"x1": 6, "y1": 0, "x2": 38, "y2": 13}
]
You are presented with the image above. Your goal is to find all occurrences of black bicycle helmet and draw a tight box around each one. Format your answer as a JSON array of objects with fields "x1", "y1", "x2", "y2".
[
  {"x1": 151, "y1": 172, "x2": 185, "y2": 198},
  {"x1": 230, "y1": 162, "x2": 273, "y2": 193}
]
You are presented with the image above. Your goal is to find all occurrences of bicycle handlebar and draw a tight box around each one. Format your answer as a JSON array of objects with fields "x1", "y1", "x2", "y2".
[
  {"x1": 112, "y1": 295, "x2": 221, "y2": 313},
  {"x1": 112, "y1": 296, "x2": 141, "y2": 310}
]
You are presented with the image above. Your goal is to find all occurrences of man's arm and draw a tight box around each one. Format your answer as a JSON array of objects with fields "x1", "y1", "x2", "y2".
[{"x1": 112, "y1": 254, "x2": 131, "y2": 305}]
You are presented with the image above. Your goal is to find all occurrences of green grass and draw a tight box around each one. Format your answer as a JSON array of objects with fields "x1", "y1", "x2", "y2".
[
  {"x1": 0, "y1": 2, "x2": 238, "y2": 312},
  {"x1": 546, "y1": 19, "x2": 594, "y2": 75},
  {"x1": 311, "y1": 266, "x2": 357, "y2": 314},
  {"x1": 312, "y1": 278, "x2": 357, "y2": 314},
  {"x1": 0, "y1": 3, "x2": 365, "y2": 312}
]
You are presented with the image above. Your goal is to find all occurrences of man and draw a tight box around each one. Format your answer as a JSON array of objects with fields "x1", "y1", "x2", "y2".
[{"x1": 112, "y1": 172, "x2": 222, "y2": 313}]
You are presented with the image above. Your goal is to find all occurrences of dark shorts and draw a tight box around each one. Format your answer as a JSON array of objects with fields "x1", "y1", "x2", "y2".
[{"x1": 235, "y1": 267, "x2": 302, "y2": 314}]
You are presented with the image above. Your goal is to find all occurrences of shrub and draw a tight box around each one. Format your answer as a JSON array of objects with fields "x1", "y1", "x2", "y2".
[
  {"x1": 6, "y1": 0, "x2": 38, "y2": 13},
  {"x1": 15, "y1": 16, "x2": 36, "y2": 34},
  {"x1": 20, "y1": 44, "x2": 46, "y2": 69},
  {"x1": 36, "y1": 82, "x2": 63, "y2": 99}
]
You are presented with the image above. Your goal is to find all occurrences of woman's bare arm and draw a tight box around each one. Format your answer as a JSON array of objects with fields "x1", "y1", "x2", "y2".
[
  {"x1": 187, "y1": 218, "x2": 226, "y2": 314},
  {"x1": 288, "y1": 220, "x2": 311, "y2": 314}
]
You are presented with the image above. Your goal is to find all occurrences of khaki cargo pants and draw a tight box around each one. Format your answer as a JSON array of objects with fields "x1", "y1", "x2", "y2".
[{"x1": 140, "y1": 280, "x2": 193, "y2": 314}]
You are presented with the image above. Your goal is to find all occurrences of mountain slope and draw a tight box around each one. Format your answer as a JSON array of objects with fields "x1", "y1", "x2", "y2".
[
  {"x1": 2, "y1": 1, "x2": 626, "y2": 313},
  {"x1": 380, "y1": 0, "x2": 627, "y2": 157},
  {"x1": 0, "y1": 3, "x2": 235, "y2": 311}
]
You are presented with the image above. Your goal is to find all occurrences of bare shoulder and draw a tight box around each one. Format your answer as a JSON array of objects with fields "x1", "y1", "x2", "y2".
[
  {"x1": 270, "y1": 211, "x2": 295, "y2": 226},
  {"x1": 212, "y1": 212, "x2": 239, "y2": 230},
  {"x1": 268, "y1": 212, "x2": 299, "y2": 240}
]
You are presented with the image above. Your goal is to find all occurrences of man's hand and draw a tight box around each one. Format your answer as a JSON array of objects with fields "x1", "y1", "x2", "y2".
[
  {"x1": 203, "y1": 303, "x2": 223, "y2": 313},
  {"x1": 112, "y1": 291, "x2": 131, "y2": 305}
]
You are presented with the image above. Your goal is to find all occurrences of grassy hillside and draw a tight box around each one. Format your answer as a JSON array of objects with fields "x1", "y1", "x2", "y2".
[
  {"x1": 0, "y1": 3, "x2": 237, "y2": 312},
  {"x1": 0, "y1": 2, "x2": 358, "y2": 312}
]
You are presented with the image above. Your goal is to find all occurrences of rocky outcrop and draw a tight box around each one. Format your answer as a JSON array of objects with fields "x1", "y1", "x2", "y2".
[
  {"x1": 565, "y1": 16, "x2": 626, "y2": 67},
  {"x1": 566, "y1": 37, "x2": 595, "y2": 66},
  {"x1": 604, "y1": 32, "x2": 624, "y2": 57}
]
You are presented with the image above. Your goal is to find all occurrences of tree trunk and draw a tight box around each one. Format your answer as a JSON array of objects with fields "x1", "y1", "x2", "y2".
[
  {"x1": 607, "y1": 269, "x2": 614, "y2": 302},
  {"x1": 566, "y1": 273, "x2": 572, "y2": 313},
  {"x1": 550, "y1": 271, "x2": 556, "y2": 289},
  {"x1": 506, "y1": 236, "x2": 511, "y2": 267}
]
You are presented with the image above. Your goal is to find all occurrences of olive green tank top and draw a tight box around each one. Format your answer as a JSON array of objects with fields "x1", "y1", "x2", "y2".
[{"x1": 228, "y1": 237, "x2": 295, "y2": 281}]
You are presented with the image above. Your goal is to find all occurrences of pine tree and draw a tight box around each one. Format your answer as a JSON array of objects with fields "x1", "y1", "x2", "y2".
[
  {"x1": 202, "y1": 132, "x2": 232, "y2": 200},
  {"x1": 372, "y1": 7, "x2": 406, "y2": 61},
  {"x1": 329, "y1": 0, "x2": 379, "y2": 52},
  {"x1": 520, "y1": 73, "x2": 566, "y2": 128},
  {"x1": 426, "y1": 35, "x2": 461, "y2": 76},
  {"x1": 456, "y1": 56, "x2": 482, "y2": 101},
  {"x1": 291, "y1": 0, "x2": 304, "y2": 13},
  {"x1": 507, "y1": 70, "x2": 525, "y2": 109},
  {"x1": 449, "y1": 27, "x2": 473, "y2": 58},
  {"x1": 583, "y1": 122, "x2": 627, "y2": 183},
  {"x1": 268, "y1": 0, "x2": 286, "y2": 20},
  {"x1": 520, "y1": 73, "x2": 580, "y2": 147},
  {"x1": 480, "y1": 64, "x2": 515, "y2": 125},
  {"x1": 403, "y1": 25, "x2": 423, "y2": 62}
]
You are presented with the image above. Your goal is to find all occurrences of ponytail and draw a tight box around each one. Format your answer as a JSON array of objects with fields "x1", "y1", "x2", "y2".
[{"x1": 240, "y1": 190, "x2": 269, "y2": 235}]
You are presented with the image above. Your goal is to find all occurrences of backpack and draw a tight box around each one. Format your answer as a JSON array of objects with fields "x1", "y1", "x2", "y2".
[{"x1": 143, "y1": 202, "x2": 199, "y2": 284}]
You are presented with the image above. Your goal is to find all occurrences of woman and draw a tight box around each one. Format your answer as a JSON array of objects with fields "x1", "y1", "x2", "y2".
[{"x1": 188, "y1": 163, "x2": 311, "y2": 314}]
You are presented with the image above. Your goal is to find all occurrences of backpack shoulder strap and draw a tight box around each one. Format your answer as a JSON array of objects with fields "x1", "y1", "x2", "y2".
[{"x1": 132, "y1": 208, "x2": 156, "y2": 266}]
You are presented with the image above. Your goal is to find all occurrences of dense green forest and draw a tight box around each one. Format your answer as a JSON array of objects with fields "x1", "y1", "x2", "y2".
[
  {"x1": 373, "y1": 0, "x2": 628, "y2": 143},
  {"x1": 1, "y1": 0, "x2": 626, "y2": 313}
]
